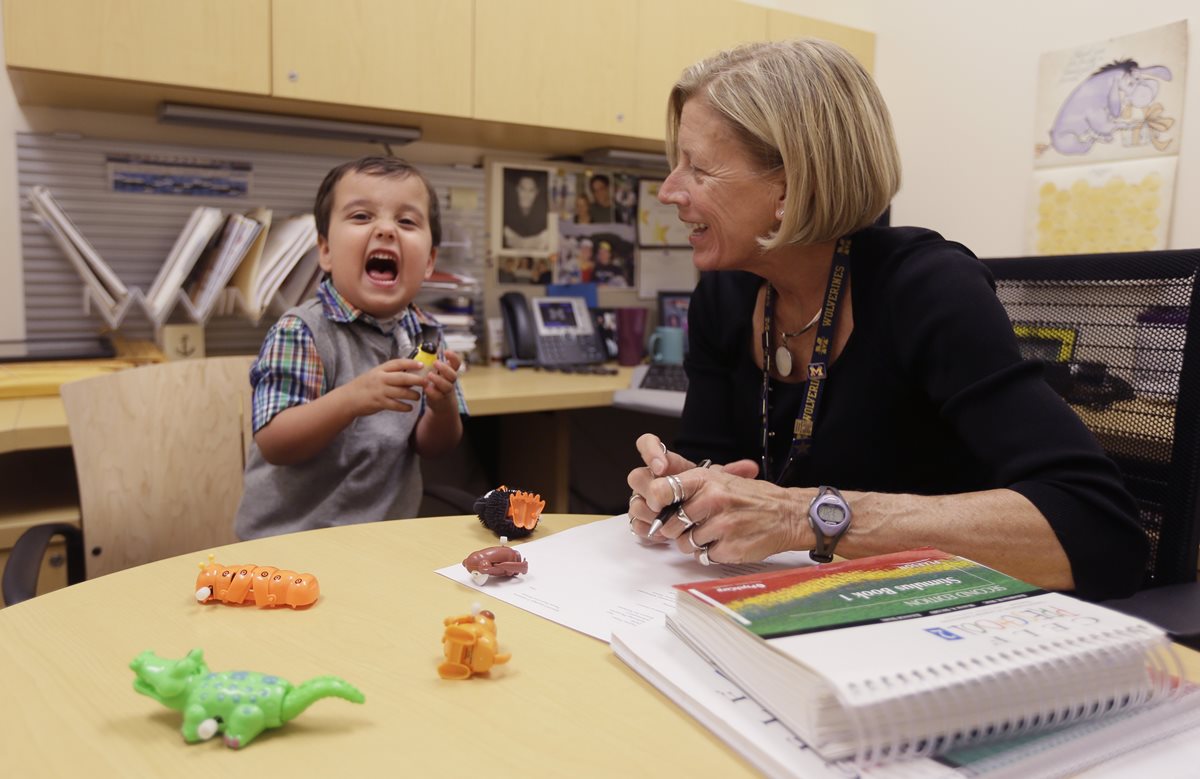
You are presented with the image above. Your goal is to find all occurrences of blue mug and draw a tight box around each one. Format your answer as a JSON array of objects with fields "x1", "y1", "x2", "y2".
[{"x1": 648, "y1": 326, "x2": 685, "y2": 365}]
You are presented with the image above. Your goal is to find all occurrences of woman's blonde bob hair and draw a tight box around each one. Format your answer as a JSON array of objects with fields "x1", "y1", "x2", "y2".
[{"x1": 666, "y1": 39, "x2": 901, "y2": 249}]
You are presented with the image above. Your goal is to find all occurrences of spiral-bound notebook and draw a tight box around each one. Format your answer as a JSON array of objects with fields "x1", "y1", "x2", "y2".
[{"x1": 667, "y1": 548, "x2": 1178, "y2": 765}]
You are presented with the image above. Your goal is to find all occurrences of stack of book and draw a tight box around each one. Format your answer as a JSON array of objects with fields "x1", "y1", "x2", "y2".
[{"x1": 615, "y1": 548, "x2": 1187, "y2": 770}]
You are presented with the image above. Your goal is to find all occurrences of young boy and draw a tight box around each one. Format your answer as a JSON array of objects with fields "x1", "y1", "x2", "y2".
[{"x1": 235, "y1": 156, "x2": 466, "y2": 539}]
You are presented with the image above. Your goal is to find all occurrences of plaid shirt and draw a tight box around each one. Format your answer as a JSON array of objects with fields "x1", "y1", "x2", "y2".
[{"x1": 249, "y1": 278, "x2": 468, "y2": 432}]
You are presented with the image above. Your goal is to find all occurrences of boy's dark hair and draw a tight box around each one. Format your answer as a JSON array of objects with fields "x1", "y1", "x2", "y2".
[{"x1": 313, "y1": 156, "x2": 442, "y2": 247}]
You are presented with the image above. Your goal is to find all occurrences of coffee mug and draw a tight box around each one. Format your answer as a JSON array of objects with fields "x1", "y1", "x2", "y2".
[
  {"x1": 648, "y1": 326, "x2": 685, "y2": 365},
  {"x1": 616, "y1": 307, "x2": 648, "y2": 366}
]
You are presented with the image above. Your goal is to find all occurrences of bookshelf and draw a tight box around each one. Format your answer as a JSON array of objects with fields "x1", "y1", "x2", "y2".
[{"x1": 17, "y1": 133, "x2": 487, "y2": 359}]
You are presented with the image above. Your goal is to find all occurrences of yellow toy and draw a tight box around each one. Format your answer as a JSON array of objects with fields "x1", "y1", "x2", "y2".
[{"x1": 438, "y1": 606, "x2": 511, "y2": 680}]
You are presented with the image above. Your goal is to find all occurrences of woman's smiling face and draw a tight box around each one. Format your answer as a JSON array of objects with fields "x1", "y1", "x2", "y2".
[
  {"x1": 658, "y1": 98, "x2": 784, "y2": 272},
  {"x1": 317, "y1": 170, "x2": 436, "y2": 318}
]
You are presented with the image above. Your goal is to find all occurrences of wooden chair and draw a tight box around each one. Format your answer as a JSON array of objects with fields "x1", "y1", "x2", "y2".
[{"x1": 2, "y1": 356, "x2": 252, "y2": 603}]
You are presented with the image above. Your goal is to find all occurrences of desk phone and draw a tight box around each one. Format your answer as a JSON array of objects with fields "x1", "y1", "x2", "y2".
[{"x1": 500, "y1": 292, "x2": 606, "y2": 367}]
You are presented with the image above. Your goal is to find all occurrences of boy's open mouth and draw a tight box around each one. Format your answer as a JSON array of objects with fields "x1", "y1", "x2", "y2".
[{"x1": 366, "y1": 252, "x2": 398, "y2": 282}]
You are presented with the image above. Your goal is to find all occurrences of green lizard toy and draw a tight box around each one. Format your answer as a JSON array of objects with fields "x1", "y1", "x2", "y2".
[{"x1": 130, "y1": 648, "x2": 365, "y2": 749}]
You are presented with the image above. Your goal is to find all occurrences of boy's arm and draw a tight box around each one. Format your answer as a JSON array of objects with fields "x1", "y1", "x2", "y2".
[
  {"x1": 258, "y1": 360, "x2": 426, "y2": 464},
  {"x1": 413, "y1": 350, "x2": 464, "y2": 458},
  {"x1": 251, "y1": 317, "x2": 426, "y2": 465}
]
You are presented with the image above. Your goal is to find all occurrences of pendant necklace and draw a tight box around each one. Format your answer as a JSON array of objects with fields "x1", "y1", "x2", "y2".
[{"x1": 773, "y1": 302, "x2": 821, "y2": 378}]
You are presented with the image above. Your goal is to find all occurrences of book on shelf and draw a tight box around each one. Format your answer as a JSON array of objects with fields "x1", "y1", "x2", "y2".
[
  {"x1": 226, "y1": 213, "x2": 318, "y2": 322},
  {"x1": 663, "y1": 548, "x2": 1179, "y2": 765},
  {"x1": 271, "y1": 244, "x2": 322, "y2": 312},
  {"x1": 144, "y1": 205, "x2": 226, "y2": 324},
  {"x1": 182, "y1": 208, "x2": 268, "y2": 321},
  {"x1": 27, "y1": 185, "x2": 129, "y2": 321}
]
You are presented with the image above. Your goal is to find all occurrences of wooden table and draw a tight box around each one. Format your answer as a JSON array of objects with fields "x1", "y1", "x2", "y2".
[{"x1": 0, "y1": 514, "x2": 754, "y2": 777}]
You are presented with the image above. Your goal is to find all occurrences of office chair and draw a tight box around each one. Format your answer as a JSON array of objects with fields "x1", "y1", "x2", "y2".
[
  {"x1": 2, "y1": 356, "x2": 478, "y2": 606},
  {"x1": 983, "y1": 249, "x2": 1200, "y2": 647}
]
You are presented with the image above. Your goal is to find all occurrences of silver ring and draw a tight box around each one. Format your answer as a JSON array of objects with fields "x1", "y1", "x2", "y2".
[
  {"x1": 658, "y1": 441, "x2": 668, "y2": 456},
  {"x1": 666, "y1": 474, "x2": 685, "y2": 504},
  {"x1": 685, "y1": 528, "x2": 706, "y2": 553},
  {"x1": 699, "y1": 548, "x2": 713, "y2": 566},
  {"x1": 697, "y1": 458, "x2": 713, "y2": 469},
  {"x1": 675, "y1": 504, "x2": 696, "y2": 530},
  {"x1": 629, "y1": 492, "x2": 643, "y2": 507}
]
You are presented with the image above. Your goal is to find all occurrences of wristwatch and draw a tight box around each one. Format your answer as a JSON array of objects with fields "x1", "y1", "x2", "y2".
[{"x1": 808, "y1": 485, "x2": 851, "y2": 563}]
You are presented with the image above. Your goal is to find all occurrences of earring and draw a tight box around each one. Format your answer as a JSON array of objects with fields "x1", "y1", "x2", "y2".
[{"x1": 776, "y1": 208, "x2": 784, "y2": 219}]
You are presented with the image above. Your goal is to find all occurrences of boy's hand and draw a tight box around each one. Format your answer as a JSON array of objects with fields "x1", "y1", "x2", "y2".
[
  {"x1": 423, "y1": 349, "x2": 462, "y2": 414},
  {"x1": 345, "y1": 358, "x2": 426, "y2": 415}
]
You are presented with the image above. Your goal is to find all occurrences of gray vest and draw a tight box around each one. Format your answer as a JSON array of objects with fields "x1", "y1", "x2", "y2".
[{"x1": 234, "y1": 298, "x2": 423, "y2": 539}]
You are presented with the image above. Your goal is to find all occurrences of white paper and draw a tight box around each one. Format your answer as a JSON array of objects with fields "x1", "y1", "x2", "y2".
[
  {"x1": 434, "y1": 514, "x2": 814, "y2": 642},
  {"x1": 637, "y1": 246, "x2": 697, "y2": 300}
]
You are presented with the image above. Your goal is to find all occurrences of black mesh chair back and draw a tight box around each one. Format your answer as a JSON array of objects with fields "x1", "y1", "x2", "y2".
[{"x1": 983, "y1": 249, "x2": 1200, "y2": 590}]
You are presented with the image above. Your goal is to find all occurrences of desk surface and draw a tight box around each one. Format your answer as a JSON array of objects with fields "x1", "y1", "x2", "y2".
[
  {"x1": 0, "y1": 514, "x2": 753, "y2": 777},
  {"x1": 0, "y1": 362, "x2": 638, "y2": 456}
]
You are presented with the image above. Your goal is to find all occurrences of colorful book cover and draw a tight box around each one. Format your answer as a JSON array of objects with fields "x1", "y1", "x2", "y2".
[{"x1": 675, "y1": 548, "x2": 1041, "y2": 640}]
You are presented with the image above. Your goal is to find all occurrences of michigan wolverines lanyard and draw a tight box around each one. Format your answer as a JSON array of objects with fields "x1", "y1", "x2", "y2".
[{"x1": 761, "y1": 237, "x2": 852, "y2": 482}]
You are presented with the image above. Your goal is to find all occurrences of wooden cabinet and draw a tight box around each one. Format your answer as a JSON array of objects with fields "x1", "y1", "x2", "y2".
[
  {"x1": 272, "y1": 0, "x2": 473, "y2": 118},
  {"x1": 629, "y1": 0, "x2": 767, "y2": 140},
  {"x1": 767, "y1": 10, "x2": 875, "y2": 74},
  {"x1": 474, "y1": 0, "x2": 638, "y2": 135},
  {"x1": 3, "y1": 0, "x2": 270, "y2": 94},
  {"x1": 1, "y1": 0, "x2": 874, "y2": 154}
]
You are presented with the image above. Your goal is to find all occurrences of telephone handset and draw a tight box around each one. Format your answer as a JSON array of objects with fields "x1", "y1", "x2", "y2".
[{"x1": 499, "y1": 292, "x2": 606, "y2": 368}]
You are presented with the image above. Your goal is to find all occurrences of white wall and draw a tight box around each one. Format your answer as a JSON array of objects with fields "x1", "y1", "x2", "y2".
[
  {"x1": 759, "y1": 0, "x2": 1199, "y2": 258},
  {"x1": 3, "y1": 4, "x2": 1199, "y2": 341}
]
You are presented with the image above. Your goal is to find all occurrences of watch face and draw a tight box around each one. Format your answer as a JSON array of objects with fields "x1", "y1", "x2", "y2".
[{"x1": 816, "y1": 502, "x2": 846, "y2": 526}]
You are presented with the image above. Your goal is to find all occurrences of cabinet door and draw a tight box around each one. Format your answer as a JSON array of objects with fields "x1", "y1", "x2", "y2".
[
  {"x1": 767, "y1": 11, "x2": 875, "y2": 74},
  {"x1": 630, "y1": 0, "x2": 767, "y2": 140},
  {"x1": 474, "y1": 0, "x2": 637, "y2": 135},
  {"x1": 273, "y1": 0, "x2": 473, "y2": 118},
  {"x1": 2, "y1": 0, "x2": 270, "y2": 94}
]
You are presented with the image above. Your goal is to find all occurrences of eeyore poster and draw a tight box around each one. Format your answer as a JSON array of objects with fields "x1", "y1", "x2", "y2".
[
  {"x1": 1028, "y1": 21, "x2": 1186, "y2": 254},
  {"x1": 1034, "y1": 21, "x2": 1186, "y2": 167}
]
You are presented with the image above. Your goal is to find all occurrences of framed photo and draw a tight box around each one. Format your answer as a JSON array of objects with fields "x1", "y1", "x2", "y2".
[
  {"x1": 591, "y1": 307, "x2": 618, "y2": 359},
  {"x1": 500, "y1": 165, "x2": 552, "y2": 251},
  {"x1": 658, "y1": 290, "x2": 691, "y2": 332}
]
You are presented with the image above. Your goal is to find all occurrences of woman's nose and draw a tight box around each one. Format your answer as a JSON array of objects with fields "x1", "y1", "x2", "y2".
[{"x1": 658, "y1": 170, "x2": 685, "y2": 206}]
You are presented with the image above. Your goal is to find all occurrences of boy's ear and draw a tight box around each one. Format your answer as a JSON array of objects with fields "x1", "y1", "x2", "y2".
[
  {"x1": 423, "y1": 247, "x2": 437, "y2": 279},
  {"x1": 317, "y1": 235, "x2": 332, "y2": 271}
]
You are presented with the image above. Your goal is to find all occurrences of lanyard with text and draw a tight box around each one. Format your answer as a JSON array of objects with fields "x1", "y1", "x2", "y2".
[{"x1": 760, "y1": 237, "x2": 852, "y2": 482}]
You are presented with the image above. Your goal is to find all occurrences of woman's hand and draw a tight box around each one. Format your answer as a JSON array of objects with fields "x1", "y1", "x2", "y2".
[{"x1": 625, "y1": 433, "x2": 761, "y2": 549}]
